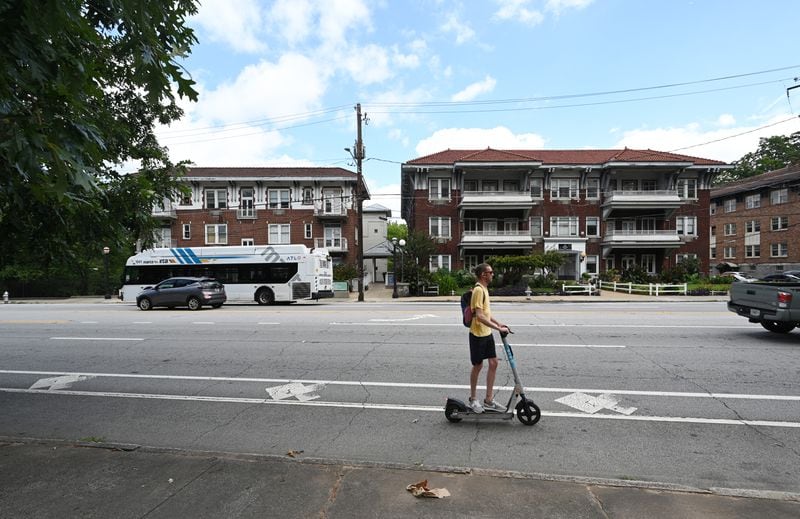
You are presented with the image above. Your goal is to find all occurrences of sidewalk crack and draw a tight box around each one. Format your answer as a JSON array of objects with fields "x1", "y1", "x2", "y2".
[
  {"x1": 587, "y1": 485, "x2": 611, "y2": 519},
  {"x1": 319, "y1": 468, "x2": 350, "y2": 519}
]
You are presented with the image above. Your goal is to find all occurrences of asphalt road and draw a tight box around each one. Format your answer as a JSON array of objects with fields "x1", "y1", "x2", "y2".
[{"x1": 1, "y1": 300, "x2": 799, "y2": 494}]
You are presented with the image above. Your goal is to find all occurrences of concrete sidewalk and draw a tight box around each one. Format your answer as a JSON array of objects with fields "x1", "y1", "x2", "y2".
[{"x1": 1, "y1": 438, "x2": 797, "y2": 518}]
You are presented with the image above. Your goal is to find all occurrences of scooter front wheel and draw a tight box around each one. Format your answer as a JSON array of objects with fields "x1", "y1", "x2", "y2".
[
  {"x1": 515, "y1": 398, "x2": 541, "y2": 426},
  {"x1": 445, "y1": 402, "x2": 463, "y2": 423}
]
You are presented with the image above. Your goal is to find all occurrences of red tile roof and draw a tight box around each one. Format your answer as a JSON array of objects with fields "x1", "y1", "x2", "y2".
[{"x1": 405, "y1": 148, "x2": 728, "y2": 166}]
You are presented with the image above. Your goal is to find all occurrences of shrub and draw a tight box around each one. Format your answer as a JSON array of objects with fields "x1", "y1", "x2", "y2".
[{"x1": 333, "y1": 263, "x2": 358, "y2": 281}]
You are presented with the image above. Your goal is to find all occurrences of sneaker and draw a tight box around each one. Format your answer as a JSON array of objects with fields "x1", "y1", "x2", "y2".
[
  {"x1": 483, "y1": 398, "x2": 506, "y2": 412},
  {"x1": 469, "y1": 398, "x2": 484, "y2": 414}
]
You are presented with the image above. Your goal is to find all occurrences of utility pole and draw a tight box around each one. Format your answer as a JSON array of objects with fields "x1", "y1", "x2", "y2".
[{"x1": 355, "y1": 103, "x2": 365, "y2": 302}]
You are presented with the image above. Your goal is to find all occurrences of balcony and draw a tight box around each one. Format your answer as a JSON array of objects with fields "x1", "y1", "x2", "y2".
[
  {"x1": 237, "y1": 208, "x2": 257, "y2": 219},
  {"x1": 601, "y1": 190, "x2": 682, "y2": 219},
  {"x1": 314, "y1": 237, "x2": 349, "y2": 252},
  {"x1": 459, "y1": 191, "x2": 534, "y2": 217},
  {"x1": 314, "y1": 202, "x2": 347, "y2": 220},
  {"x1": 460, "y1": 230, "x2": 534, "y2": 248},
  {"x1": 152, "y1": 202, "x2": 177, "y2": 219},
  {"x1": 601, "y1": 229, "x2": 681, "y2": 256}
]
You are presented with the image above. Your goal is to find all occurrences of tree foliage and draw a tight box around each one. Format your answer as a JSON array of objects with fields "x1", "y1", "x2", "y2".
[
  {"x1": 714, "y1": 131, "x2": 800, "y2": 185},
  {"x1": 0, "y1": 1, "x2": 199, "y2": 295}
]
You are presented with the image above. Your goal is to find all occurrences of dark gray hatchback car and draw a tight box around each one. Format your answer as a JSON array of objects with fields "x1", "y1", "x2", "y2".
[{"x1": 136, "y1": 277, "x2": 226, "y2": 311}]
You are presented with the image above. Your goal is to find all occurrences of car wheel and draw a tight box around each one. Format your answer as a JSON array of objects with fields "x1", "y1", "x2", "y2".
[
  {"x1": 760, "y1": 321, "x2": 796, "y2": 334},
  {"x1": 187, "y1": 296, "x2": 202, "y2": 311},
  {"x1": 138, "y1": 298, "x2": 152, "y2": 311},
  {"x1": 256, "y1": 288, "x2": 274, "y2": 305}
]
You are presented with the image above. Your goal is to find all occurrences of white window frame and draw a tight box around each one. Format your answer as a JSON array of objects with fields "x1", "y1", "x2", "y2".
[
  {"x1": 745, "y1": 193, "x2": 761, "y2": 209},
  {"x1": 641, "y1": 254, "x2": 656, "y2": 274},
  {"x1": 302, "y1": 186, "x2": 313, "y2": 205},
  {"x1": 465, "y1": 255, "x2": 478, "y2": 272},
  {"x1": 605, "y1": 257, "x2": 615, "y2": 271},
  {"x1": 324, "y1": 225, "x2": 342, "y2": 248},
  {"x1": 503, "y1": 219, "x2": 519, "y2": 233},
  {"x1": 530, "y1": 216, "x2": 542, "y2": 237},
  {"x1": 585, "y1": 178, "x2": 600, "y2": 199},
  {"x1": 710, "y1": 203, "x2": 716, "y2": 215},
  {"x1": 745, "y1": 220, "x2": 760, "y2": 234},
  {"x1": 585, "y1": 255, "x2": 598, "y2": 275},
  {"x1": 586, "y1": 216, "x2": 599, "y2": 237},
  {"x1": 304, "y1": 223, "x2": 313, "y2": 239},
  {"x1": 268, "y1": 188, "x2": 290, "y2": 209},
  {"x1": 429, "y1": 255, "x2": 451, "y2": 272},
  {"x1": 268, "y1": 223, "x2": 291, "y2": 244},
  {"x1": 771, "y1": 216, "x2": 788, "y2": 231},
  {"x1": 677, "y1": 178, "x2": 697, "y2": 199},
  {"x1": 428, "y1": 178, "x2": 451, "y2": 200},
  {"x1": 676, "y1": 216, "x2": 697, "y2": 236},
  {"x1": 550, "y1": 216, "x2": 579, "y2": 237},
  {"x1": 241, "y1": 238, "x2": 254, "y2": 246},
  {"x1": 205, "y1": 224, "x2": 227, "y2": 245},
  {"x1": 710, "y1": 246, "x2": 717, "y2": 259},
  {"x1": 205, "y1": 188, "x2": 227, "y2": 209},
  {"x1": 723, "y1": 247, "x2": 736, "y2": 259},
  {"x1": 621, "y1": 255, "x2": 636, "y2": 270},
  {"x1": 771, "y1": 188, "x2": 788, "y2": 205},
  {"x1": 550, "y1": 178, "x2": 579, "y2": 199},
  {"x1": 641, "y1": 179, "x2": 657, "y2": 191},
  {"x1": 530, "y1": 178, "x2": 543, "y2": 199},
  {"x1": 771, "y1": 243, "x2": 788, "y2": 258},
  {"x1": 724, "y1": 199, "x2": 736, "y2": 213},
  {"x1": 429, "y1": 217, "x2": 451, "y2": 238},
  {"x1": 182, "y1": 223, "x2": 191, "y2": 240},
  {"x1": 724, "y1": 223, "x2": 736, "y2": 236},
  {"x1": 676, "y1": 253, "x2": 698, "y2": 263},
  {"x1": 745, "y1": 244, "x2": 760, "y2": 258}
]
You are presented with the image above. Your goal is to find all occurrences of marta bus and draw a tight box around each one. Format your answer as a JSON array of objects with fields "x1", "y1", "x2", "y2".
[{"x1": 120, "y1": 245, "x2": 334, "y2": 304}]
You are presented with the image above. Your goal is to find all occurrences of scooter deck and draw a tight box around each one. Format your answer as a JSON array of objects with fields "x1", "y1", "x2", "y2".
[{"x1": 449, "y1": 409, "x2": 515, "y2": 421}]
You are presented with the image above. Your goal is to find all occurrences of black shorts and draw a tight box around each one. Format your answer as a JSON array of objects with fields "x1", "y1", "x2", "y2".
[{"x1": 469, "y1": 333, "x2": 497, "y2": 365}]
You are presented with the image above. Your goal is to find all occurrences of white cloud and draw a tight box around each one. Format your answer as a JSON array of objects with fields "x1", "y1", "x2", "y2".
[
  {"x1": 268, "y1": 0, "x2": 314, "y2": 45},
  {"x1": 545, "y1": 0, "x2": 595, "y2": 14},
  {"x1": 197, "y1": 53, "x2": 326, "y2": 123},
  {"x1": 440, "y1": 13, "x2": 475, "y2": 44},
  {"x1": 392, "y1": 46, "x2": 420, "y2": 69},
  {"x1": 343, "y1": 44, "x2": 392, "y2": 84},
  {"x1": 416, "y1": 127, "x2": 547, "y2": 156},
  {"x1": 613, "y1": 113, "x2": 800, "y2": 163},
  {"x1": 451, "y1": 76, "x2": 497, "y2": 102},
  {"x1": 317, "y1": 0, "x2": 372, "y2": 47},
  {"x1": 493, "y1": 0, "x2": 544, "y2": 25},
  {"x1": 191, "y1": 0, "x2": 266, "y2": 53},
  {"x1": 717, "y1": 114, "x2": 736, "y2": 126}
]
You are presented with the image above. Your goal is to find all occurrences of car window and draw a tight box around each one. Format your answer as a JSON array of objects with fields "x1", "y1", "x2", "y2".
[
  {"x1": 158, "y1": 280, "x2": 176, "y2": 289},
  {"x1": 173, "y1": 279, "x2": 192, "y2": 288}
]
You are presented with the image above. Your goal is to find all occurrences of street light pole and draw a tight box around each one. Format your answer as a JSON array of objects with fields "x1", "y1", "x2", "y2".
[
  {"x1": 391, "y1": 237, "x2": 406, "y2": 299},
  {"x1": 102, "y1": 246, "x2": 111, "y2": 299}
]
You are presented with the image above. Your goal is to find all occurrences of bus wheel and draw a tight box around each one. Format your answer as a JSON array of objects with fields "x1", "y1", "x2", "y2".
[{"x1": 256, "y1": 288, "x2": 274, "y2": 305}]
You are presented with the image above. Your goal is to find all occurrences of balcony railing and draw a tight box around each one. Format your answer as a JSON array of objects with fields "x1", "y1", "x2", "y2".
[
  {"x1": 461, "y1": 230, "x2": 534, "y2": 245},
  {"x1": 314, "y1": 237, "x2": 349, "y2": 252},
  {"x1": 314, "y1": 203, "x2": 347, "y2": 218},
  {"x1": 602, "y1": 229, "x2": 681, "y2": 244},
  {"x1": 152, "y1": 205, "x2": 177, "y2": 219}
]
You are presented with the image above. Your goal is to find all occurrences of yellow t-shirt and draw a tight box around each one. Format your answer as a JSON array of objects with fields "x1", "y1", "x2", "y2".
[{"x1": 469, "y1": 283, "x2": 492, "y2": 337}]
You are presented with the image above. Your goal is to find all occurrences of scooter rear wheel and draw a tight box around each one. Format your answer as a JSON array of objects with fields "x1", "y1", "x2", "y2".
[
  {"x1": 444, "y1": 403, "x2": 463, "y2": 423},
  {"x1": 515, "y1": 398, "x2": 541, "y2": 426}
]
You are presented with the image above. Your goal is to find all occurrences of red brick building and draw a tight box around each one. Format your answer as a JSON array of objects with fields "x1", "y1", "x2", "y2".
[
  {"x1": 401, "y1": 148, "x2": 730, "y2": 279},
  {"x1": 151, "y1": 167, "x2": 368, "y2": 268},
  {"x1": 710, "y1": 164, "x2": 800, "y2": 277}
]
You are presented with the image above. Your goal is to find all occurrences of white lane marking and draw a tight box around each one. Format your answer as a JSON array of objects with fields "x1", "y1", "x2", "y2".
[
  {"x1": 258, "y1": 322, "x2": 280, "y2": 325},
  {"x1": 514, "y1": 343, "x2": 626, "y2": 348},
  {"x1": 369, "y1": 314, "x2": 438, "y2": 322},
  {"x1": 80, "y1": 321, "x2": 98, "y2": 324},
  {"x1": 49, "y1": 337, "x2": 144, "y2": 341},
  {"x1": 133, "y1": 321, "x2": 152, "y2": 324},
  {"x1": 1, "y1": 388, "x2": 798, "y2": 429},
  {"x1": 329, "y1": 323, "x2": 753, "y2": 329},
  {"x1": 29, "y1": 374, "x2": 94, "y2": 391},
  {"x1": 556, "y1": 392, "x2": 637, "y2": 415},
  {"x1": 192, "y1": 322, "x2": 215, "y2": 325},
  {"x1": 266, "y1": 382, "x2": 325, "y2": 401},
  {"x1": 2, "y1": 370, "x2": 799, "y2": 402}
]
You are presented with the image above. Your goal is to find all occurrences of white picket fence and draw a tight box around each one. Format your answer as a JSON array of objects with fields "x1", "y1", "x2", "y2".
[
  {"x1": 597, "y1": 280, "x2": 687, "y2": 296},
  {"x1": 560, "y1": 284, "x2": 598, "y2": 295}
]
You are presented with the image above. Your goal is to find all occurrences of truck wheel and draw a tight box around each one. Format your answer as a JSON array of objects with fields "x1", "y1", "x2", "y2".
[{"x1": 760, "y1": 321, "x2": 796, "y2": 334}]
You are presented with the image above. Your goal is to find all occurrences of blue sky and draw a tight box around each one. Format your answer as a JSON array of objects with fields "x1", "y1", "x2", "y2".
[{"x1": 157, "y1": 0, "x2": 800, "y2": 217}]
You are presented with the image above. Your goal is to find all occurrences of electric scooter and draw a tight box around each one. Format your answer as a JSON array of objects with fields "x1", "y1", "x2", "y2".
[{"x1": 445, "y1": 331, "x2": 541, "y2": 426}]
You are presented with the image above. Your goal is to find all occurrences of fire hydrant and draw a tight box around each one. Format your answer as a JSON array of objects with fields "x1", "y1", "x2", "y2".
[{"x1": 3, "y1": 291, "x2": 8, "y2": 304}]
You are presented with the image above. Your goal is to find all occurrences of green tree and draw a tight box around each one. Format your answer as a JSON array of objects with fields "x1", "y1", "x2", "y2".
[
  {"x1": 387, "y1": 221, "x2": 407, "y2": 242},
  {"x1": 0, "y1": 1, "x2": 199, "y2": 295},
  {"x1": 401, "y1": 230, "x2": 437, "y2": 293},
  {"x1": 714, "y1": 131, "x2": 800, "y2": 185}
]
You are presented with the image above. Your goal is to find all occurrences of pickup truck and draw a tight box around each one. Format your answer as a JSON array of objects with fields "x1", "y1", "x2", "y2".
[{"x1": 728, "y1": 281, "x2": 800, "y2": 333}]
